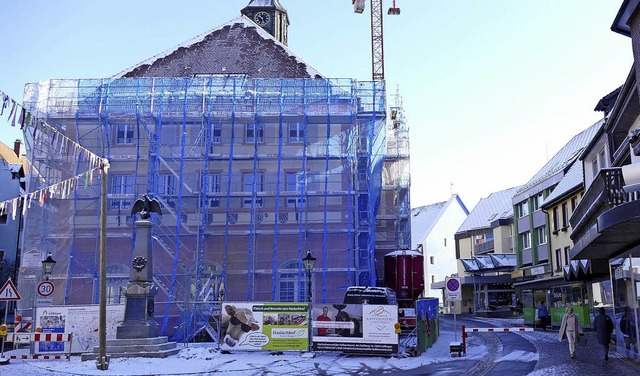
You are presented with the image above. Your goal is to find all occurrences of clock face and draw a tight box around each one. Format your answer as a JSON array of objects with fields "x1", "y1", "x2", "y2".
[{"x1": 254, "y1": 11, "x2": 270, "y2": 26}]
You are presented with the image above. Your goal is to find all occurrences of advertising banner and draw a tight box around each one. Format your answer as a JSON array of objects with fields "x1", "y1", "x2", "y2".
[
  {"x1": 416, "y1": 298, "x2": 439, "y2": 354},
  {"x1": 35, "y1": 305, "x2": 125, "y2": 354},
  {"x1": 220, "y1": 302, "x2": 309, "y2": 351},
  {"x1": 311, "y1": 304, "x2": 398, "y2": 355}
]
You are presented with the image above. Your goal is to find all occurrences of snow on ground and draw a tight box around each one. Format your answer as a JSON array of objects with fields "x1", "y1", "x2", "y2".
[{"x1": 0, "y1": 323, "x2": 489, "y2": 376}]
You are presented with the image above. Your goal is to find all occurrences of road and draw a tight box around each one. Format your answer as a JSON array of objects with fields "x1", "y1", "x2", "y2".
[{"x1": 402, "y1": 315, "x2": 640, "y2": 376}]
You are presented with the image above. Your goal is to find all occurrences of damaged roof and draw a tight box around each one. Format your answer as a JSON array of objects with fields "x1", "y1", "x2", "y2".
[{"x1": 114, "y1": 16, "x2": 323, "y2": 79}]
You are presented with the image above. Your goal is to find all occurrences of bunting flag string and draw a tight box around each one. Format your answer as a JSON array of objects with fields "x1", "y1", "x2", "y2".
[
  {"x1": 0, "y1": 165, "x2": 103, "y2": 219},
  {"x1": 0, "y1": 89, "x2": 102, "y2": 171}
]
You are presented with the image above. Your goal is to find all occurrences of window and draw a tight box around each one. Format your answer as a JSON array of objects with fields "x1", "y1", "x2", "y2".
[
  {"x1": 444, "y1": 238, "x2": 447, "y2": 247},
  {"x1": 517, "y1": 201, "x2": 529, "y2": 218},
  {"x1": 204, "y1": 173, "x2": 221, "y2": 208},
  {"x1": 116, "y1": 124, "x2": 134, "y2": 144},
  {"x1": 570, "y1": 197, "x2": 578, "y2": 213},
  {"x1": 533, "y1": 193, "x2": 544, "y2": 211},
  {"x1": 561, "y1": 203, "x2": 569, "y2": 229},
  {"x1": 160, "y1": 175, "x2": 176, "y2": 196},
  {"x1": 591, "y1": 147, "x2": 607, "y2": 177},
  {"x1": 555, "y1": 249, "x2": 563, "y2": 271},
  {"x1": 564, "y1": 246, "x2": 571, "y2": 265},
  {"x1": 286, "y1": 172, "x2": 306, "y2": 207},
  {"x1": 431, "y1": 275, "x2": 436, "y2": 284},
  {"x1": 520, "y1": 231, "x2": 531, "y2": 249},
  {"x1": 110, "y1": 175, "x2": 133, "y2": 209},
  {"x1": 278, "y1": 260, "x2": 304, "y2": 302},
  {"x1": 536, "y1": 226, "x2": 547, "y2": 245},
  {"x1": 243, "y1": 172, "x2": 264, "y2": 207},
  {"x1": 211, "y1": 123, "x2": 221, "y2": 144},
  {"x1": 289, "y1": 123, "x2": 305, "y2": 142},
  {"x1": 246, "y1": 124, "x2": 264, "y2": 143},
  {"x1": 106, "y1": 264, "x2": 129, "y2": 304},
  {"x1": 552, "y1": 207, "x2": 559, "y2": 232},
  {"x1": 430, "y1": 256, "x2": 435, "y2": 265}
]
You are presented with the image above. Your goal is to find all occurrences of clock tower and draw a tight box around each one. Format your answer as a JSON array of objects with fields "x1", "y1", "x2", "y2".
[{"x1": 241, "y1": 0, "x2": 289, "y2": 46}]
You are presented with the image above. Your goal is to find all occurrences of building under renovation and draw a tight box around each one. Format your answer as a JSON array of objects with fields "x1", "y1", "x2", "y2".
[{"x1": 15, "y1": 1, "x2": 411, "y2": 341}]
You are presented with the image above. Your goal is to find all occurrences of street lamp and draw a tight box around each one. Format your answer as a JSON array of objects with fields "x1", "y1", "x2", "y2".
[
  {"x1": 302, "y1": 250, "x2": 316, "y2": 302},
  {"x1": 42, "y1": 253, "x2": 56, "y2": 281}
]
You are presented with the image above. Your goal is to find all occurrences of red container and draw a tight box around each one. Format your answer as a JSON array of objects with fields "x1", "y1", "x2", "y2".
[{"x1": 384, "y1": 249, "x2": 424, "y2": 307}]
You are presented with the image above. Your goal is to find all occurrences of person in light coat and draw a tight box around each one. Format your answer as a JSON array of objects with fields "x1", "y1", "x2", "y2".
[{"x1": 558, "y1": 306, "x2": 583, "y2": 358}]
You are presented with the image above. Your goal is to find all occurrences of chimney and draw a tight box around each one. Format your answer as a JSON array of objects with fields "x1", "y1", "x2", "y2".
[{"x1": 13, "y1": 139, "x2": 21, "y2": 157}]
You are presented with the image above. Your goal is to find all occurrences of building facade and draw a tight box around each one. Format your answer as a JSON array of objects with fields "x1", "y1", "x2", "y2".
[
  {"x1": 452, "y1": 187, "x2": 519, "y2": 315},
  {"x1": 410, "y1": 195, "x2": 469, "y2": 306},
  {"x1": 14, "y1": 1, "x2": 409, "y2": 342}
]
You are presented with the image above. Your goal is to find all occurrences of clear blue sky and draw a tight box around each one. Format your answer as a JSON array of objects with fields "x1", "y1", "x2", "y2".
[{"x1": 0, "y1": 1, "x2": 633, "y2": 209}]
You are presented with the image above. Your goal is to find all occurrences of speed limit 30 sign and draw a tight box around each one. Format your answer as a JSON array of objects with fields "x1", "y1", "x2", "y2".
[{"x1": 37, "y1": 281, "x2": 55, "y2": 297}]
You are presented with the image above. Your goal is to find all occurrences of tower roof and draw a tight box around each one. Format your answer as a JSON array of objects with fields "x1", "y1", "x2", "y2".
[{"x1": 242, "y1": 0, "x2": 287, "y2": 12}]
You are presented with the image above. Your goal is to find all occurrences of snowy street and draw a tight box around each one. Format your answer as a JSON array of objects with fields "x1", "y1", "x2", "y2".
[{"x1": 1, "y1": 315, "x2": 639, "y2": 375}]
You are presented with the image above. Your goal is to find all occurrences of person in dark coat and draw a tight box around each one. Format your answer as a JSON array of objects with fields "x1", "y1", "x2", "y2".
[{"x1": 594, "y1": 307, "x2": 614, "y2": 360}]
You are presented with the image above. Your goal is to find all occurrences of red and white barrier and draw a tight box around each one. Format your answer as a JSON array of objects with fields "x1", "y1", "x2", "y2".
[
  {"x1": 460, "y1": 325, "x2": 533, "y2": 355},
  {"x1": 467, "y1": 327, "x2": 533, "y2": 333},
  {"x1": 4, "y1": 332, "x2": 72, "y2": 360}
]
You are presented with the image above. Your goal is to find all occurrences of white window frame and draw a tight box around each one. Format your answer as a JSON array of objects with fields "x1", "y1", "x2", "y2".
[
  {"x1": 110, "y1": 175, "x2": 133, "y2": 210},
  {"x1": 243, "y1": 172, "x2": 264, "y2": 208},
  {"x1": 536, "y1": 226, "x2": 547, "y2": 245},
  {"x1": 160, "y1": 175, "x2": 176, "y2": 196},
  {"x1": 116, "y1": 124, "x2": 134, "y2": 144},
  {"x1": 288, "y1": 123, "x2": 305, "y2": 143},
  {"x1": 286, "y1": 172, "x2": 306, "y2": 208},
  {"x1": 520, "y1": 231, "x2": 531, "y2": 249},
  {"x1": 246, "y1": 124, "x2": 264, "y2": 143},
  {"x1": 203, "y1": 173, "x2": 221, "y2": 208}
]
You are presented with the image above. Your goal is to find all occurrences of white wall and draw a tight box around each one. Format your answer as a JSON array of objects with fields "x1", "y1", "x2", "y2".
[{"x1": 422, "y1": 199, "x2": 468, "y2": 300}]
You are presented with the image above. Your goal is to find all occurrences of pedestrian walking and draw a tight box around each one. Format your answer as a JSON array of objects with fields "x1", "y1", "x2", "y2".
[
  {"x1": 620, "y1": 306, "x2": 638, "y2": 352},
  {"x1": 559, "y1": 305, "x2": 583, "y2": 358},
  {"x1": 538, "y1": 301, "x2": 550, "y2": 330},
  {"x1": 594, "y1": 307, "x2": 614, "y2": 360}
]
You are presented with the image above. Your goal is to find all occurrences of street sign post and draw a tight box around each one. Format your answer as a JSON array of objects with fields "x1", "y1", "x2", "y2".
[
  {"x1": 0, "y1": 279, "x2": 21, "y2": 362},
  {"x1": 445, "y1": 277, "x2": 462, "y2": 301},
  {"x1": 445, "y1": 277, "x2": 462, "y2": 344}
]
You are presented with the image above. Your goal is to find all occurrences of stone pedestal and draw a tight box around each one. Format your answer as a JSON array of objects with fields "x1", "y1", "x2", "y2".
[{"x1": 116, "y1": 220, "x2": 160, "y2": 339}]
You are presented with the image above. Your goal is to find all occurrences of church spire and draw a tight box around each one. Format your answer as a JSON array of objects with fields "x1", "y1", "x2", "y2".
[{"x1": 241, "y1": 0, "x2": 289, "y2": 46}]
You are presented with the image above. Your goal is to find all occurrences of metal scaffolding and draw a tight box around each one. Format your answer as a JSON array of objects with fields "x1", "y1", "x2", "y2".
[{"x1": 16, "y1": 76, "x2": 395, "y2": 342}]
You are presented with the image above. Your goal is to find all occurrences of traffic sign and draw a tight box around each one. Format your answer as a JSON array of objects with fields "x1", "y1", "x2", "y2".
[
  {"x1": 0, "y1": 280, "x2": 21, "y2": 301},
  {"x1": 445, "y1": 277, "x2": 462, "y2": 302},
  {"x1": 37, "y1": 281, "x2": 55, "y2": 297}
]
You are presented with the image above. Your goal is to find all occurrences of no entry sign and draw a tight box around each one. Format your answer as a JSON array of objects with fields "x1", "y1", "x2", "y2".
[{"x1": 445, "y1": 277, "x2": 461, "y2": 301}]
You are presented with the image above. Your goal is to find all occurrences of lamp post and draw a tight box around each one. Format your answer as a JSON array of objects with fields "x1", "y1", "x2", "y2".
[
  {"x1": 302, "y1": 250, "x2": 316, "y2": 303},
  {"x1": 302, "y1": 250, "x2": 316, "y2": 354},
  {"x1": 41, "y1": 253, "x2": 56, "y2": 281}
]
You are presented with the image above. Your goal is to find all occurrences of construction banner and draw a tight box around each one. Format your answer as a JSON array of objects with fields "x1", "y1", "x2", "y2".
[
  {"x1": 220, "y1": 302, "x2": 309, "y2": 351},
  {"x1": 311, "y1": 304, "x2": 398, "y2": 355}
]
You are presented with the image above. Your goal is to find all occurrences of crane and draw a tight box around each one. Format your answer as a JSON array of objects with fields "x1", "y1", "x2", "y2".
[{"x1": 353, "y1": 0, "x2": 401, "y2": 81}]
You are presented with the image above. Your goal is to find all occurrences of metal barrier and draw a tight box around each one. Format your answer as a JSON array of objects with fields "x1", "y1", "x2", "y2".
[
  {"x1": 459, "y1": 325, "x2": 533, "y2": 355},
  {"x1": 4, "y1": 333, "x2": 73, "y2": 360}
]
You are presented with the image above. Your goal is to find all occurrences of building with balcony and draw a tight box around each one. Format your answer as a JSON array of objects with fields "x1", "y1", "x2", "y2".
[
  {"x1": 511, "y1": 120, "x2": 601, "y2": 325},
  {"x1": 568, "y1": 1, "x2": 640, "y2": 356},
  {"x1": 450, "y1": 187, "x2": 518, "y2": 315}
]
